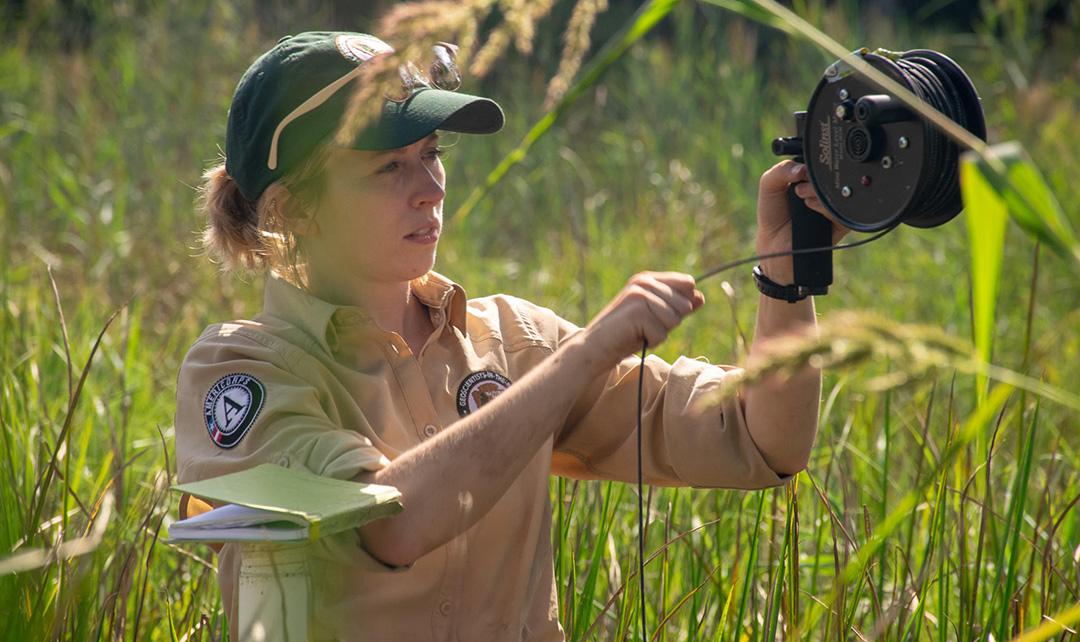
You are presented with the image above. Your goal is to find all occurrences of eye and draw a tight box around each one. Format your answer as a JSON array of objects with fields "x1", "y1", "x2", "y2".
[
  {"x1": 424, "y1": 146, "x2": 445, "y2": 162},
  {"x1": 376, "y1": 160, "x2": 401, "y2": 174}
]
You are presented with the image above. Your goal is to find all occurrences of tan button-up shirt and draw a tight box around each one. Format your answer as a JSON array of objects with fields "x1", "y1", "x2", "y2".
[{"x1": 175, "y1": 272, "x2": 788, "y2": 641}]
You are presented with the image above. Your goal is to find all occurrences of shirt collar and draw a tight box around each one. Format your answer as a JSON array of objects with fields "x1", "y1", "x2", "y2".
[
  {"x1": 410, "y1": 271, "x2": 469, "y2": 333},
  {"x1": 261, "y1": 271, "x2": 468, "y2": 351}
]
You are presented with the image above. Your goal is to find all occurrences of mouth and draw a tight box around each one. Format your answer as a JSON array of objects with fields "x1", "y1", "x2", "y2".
[{"x1": 404, "y1": 224, "x2": 440, "y2": 245}]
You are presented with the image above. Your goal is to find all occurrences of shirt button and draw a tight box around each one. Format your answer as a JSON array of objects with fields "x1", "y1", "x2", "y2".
[
  {"x1": 438, "y1": 600, "x2": 453, "y2": 616},
  {"x1": 423, "y1": 424, "x2": 438, "y2": 437}
]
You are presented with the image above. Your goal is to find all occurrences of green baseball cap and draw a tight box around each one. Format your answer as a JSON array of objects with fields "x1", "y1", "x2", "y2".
[{"x1": 225, "y1": 31, "x2": 504, "y2": 201}]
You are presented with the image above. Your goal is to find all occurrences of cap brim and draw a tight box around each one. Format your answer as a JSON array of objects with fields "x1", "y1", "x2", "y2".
[{"x1": 353, "y1": 89, "x2": 504, "y2": 151}]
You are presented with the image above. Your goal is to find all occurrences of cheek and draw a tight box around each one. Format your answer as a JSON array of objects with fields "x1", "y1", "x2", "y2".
[
  {"x1": 328, "y1": 198, "x2": 407, "y2": 258},
  {"x1": 314, "y1": 189, "x2": 374, "y2": 245}
]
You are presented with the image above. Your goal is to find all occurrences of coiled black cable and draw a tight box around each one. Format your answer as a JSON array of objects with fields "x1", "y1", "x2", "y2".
[{"x1": 891, "y1": 51, "x2": 977, "y2": 228}]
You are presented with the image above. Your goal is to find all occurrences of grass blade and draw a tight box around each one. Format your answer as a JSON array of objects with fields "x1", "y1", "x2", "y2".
[
  {"x1": 794, "y1": 383, "x2": 1014, "y2": 636},
  {"x1": 960, "y1": 149, "x2": 1008, "y2": 402},
  {"x1": 1008, "y1": 600, "x2": 1080, "y2": 642},
  {"x1": 963, "y1": 142, "x2": 1080, "y2": 264},
  {"x1": 995, "y1": 402, "x2": 1041, "y2": 639},
  {"x1": 26, "y1": 302, "x2": 125, "y2": 543},
  {"x1": 453, "y1": 0, "x2": 680, "y2": 221}
]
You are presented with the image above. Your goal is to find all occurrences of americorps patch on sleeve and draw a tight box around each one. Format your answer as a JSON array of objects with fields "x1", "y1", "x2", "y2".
[{"x1": 203, "y1": 373, "x2": 266, "y2": 448}]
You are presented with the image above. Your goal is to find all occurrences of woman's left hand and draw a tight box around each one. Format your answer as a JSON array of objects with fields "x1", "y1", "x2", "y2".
[{"x1": 755, "y1": 160, "x2": 851, "y2": 283}]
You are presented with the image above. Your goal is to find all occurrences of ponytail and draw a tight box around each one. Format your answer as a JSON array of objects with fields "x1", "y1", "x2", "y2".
[
  {"x1": 197, "y1": 149, "x2": 327, "y2": 284},
  {"x1": 198, "y1": 163, "x2": 269, "y2": 272}
]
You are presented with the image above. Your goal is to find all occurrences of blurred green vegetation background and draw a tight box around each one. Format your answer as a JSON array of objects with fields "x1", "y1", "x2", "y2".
[{"x1": 1, "y1": 0, "x2": 1077, "y2": 639}]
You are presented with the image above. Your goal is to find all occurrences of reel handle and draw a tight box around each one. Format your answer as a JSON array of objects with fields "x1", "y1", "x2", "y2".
[
  {"x1": 788, "y1": 185, "x2": 833, "y2": 294},
  {"x1": 773, "y1": 110, "x2": 832, "y2": 297}
]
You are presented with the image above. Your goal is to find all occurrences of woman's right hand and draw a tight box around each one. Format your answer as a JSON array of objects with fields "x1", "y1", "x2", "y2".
[{"x1": 578, "y1": 272, "x2": 705, "y2": 373}]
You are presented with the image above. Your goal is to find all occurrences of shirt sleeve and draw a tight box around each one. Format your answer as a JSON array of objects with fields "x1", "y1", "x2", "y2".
[
  {"x1": 543, "y1": 314, "x2": 791, "y2": 490},
  {"x1": 175, "y1": 325, "x2": 389, "y2": 484},
  {"x1": 174, "y1": 324, "x2": 400, "y2": 574}
]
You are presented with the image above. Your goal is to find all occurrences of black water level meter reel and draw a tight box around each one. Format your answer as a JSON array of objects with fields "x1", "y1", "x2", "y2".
[{"x1": 771, "y1": 48, "x2": 987, "y2": 296}]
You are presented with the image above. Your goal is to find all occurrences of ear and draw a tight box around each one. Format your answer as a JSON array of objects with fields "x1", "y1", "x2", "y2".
[{"x1": 263, "y1": 183, "x2": 319, "y2": 237}]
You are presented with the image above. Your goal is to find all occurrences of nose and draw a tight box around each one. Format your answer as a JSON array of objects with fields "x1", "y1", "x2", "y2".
[{"x1": 409, "y1": 161, "x2": 446, "y2": 210}]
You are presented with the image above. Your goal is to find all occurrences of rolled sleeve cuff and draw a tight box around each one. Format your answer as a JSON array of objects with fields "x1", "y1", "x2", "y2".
[
  {"x1": 312, "y1": 528, "x2": 412, "y2": 574},
  {"x1": 664, "y1": 356, "x2": 791, "y2": 489},
  {"x1": 273, "y1": 434, "x2": 391, "y2": 481}
]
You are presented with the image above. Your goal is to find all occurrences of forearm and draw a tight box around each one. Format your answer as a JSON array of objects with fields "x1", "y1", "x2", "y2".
[
  {"x1": 357, "y1": 334, "x2": 602, "y2": 566},
  {"x1": 740, "y1": 256, "x2": 821, "y2": 476}
]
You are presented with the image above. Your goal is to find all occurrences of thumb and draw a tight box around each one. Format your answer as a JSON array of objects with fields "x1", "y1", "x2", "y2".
[{"x1": 759, "y1": 160, "x2": 805, "y2": 196}]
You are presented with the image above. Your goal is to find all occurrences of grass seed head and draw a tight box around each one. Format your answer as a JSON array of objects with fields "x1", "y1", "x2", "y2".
[
  {"x1": 693, "y1": 311, "x2": 979, "y2": 413},
  {"x1": 544, "y1": 0, "x2": 610, "y2": 110}
]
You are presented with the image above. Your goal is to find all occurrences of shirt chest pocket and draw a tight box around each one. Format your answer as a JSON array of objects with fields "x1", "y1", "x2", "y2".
[{"x1": 448, "y1": 331, "x2": 553, "y2": 418}]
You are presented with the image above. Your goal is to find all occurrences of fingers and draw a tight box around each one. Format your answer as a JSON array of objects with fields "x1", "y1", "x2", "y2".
[
  {"x1": 637, "y1": 288, "x2": 681, "y2": 332},
  {"x1": 759, "y1": 159, "x2": 803, "y2": 195},
  {"x1": 761, "y1": 161, "x2": 832, "y2": 219},
  {"x1": 630, "y1": 272, "x2": 704, "y2": 314},
  {"x1": 640, "y1": 294, "x2": 674, "y2": 349},
  {"x1": 626, "y1": 272, "x2": 705, "y2": 348},
  {"x1": 760, "y1": 160, "x2": 825, "y2": 211},
  {"x1": 792, "y1": 181, "x2": 815, "y2": 200},
  {"x1": 785, "y1": 168, "x2": 854, "y2": 238},
  {"x1": 793, "y1": 181, "x2": 828, "y2": 216}
]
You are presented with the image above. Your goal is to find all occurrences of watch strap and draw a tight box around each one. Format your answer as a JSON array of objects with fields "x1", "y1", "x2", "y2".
[{"x1": 752, "y1": 264, "x2": 825, "y2": 302}]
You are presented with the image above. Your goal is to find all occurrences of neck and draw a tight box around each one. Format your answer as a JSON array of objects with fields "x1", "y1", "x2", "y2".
[
  {"x1": 308, "y1": 272, "x2": 425, "y2": 337},
  {"x1": 358, "y1": 279, "x2": 417, "y2": 336}
]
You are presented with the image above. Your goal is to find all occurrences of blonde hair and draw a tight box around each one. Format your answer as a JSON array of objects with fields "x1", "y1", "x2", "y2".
[{"x1": 198, "y1": 148, "x2": 328, "y2": 287}]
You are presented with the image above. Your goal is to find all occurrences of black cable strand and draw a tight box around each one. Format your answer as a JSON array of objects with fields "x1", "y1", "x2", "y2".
[
  {"x1": 635, "y1": 339, "x2": 648, "y2": 642},
  {"x1": 633, "y1": 223, "x2": 898, "y2": 642},
  {"x1": 695, "y1": 224, "x2": 897, "y2": 284}
]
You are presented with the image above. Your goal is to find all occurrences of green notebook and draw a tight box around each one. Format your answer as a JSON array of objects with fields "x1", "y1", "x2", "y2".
[{"x1": 169, "y1": 464, "x2": 402, "y2": 543}]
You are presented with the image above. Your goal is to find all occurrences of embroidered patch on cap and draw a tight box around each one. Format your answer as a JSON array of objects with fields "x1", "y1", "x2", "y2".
[
  {"x1": 456, "y1": 370, "x2": 512, "y2": 417},
  {"x1": 335, "y1": 34, "x2": 393, "y2": 65},
  {"x1": 203, "y1": 373, "x2": 266, "y2": 449}
]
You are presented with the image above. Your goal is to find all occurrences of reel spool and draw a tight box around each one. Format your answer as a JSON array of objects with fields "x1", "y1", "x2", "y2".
[{"x1": 771, "y1": 48, "x2": 987, "y2": 296}]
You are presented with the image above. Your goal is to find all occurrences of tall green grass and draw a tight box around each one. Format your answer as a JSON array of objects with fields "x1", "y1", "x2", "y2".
[{"x1": 1, "y1": 0, "x2": 1078, "y2": 639}]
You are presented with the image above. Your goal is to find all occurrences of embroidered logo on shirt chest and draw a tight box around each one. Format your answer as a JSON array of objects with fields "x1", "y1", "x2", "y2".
[
  {"x1": 456, "y1": 370, "x2": 512, "y2": 417},
  {"x1": 203, "y1": 373, "x2": 265, "y2": 448}
]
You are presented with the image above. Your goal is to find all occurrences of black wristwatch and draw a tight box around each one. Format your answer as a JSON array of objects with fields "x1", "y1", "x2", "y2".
[{"x1": 752, "y1": 264, "x2": 822, "y2": 303}]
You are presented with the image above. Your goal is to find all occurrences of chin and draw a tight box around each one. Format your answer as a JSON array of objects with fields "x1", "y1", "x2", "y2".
[{"x1": 403, "y1": 251, "x2": 438, "y2": 281}]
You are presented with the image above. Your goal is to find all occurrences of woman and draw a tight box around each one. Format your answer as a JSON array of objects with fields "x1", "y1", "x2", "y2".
[{"x1": 175, "y1": 31, "x2": 841, "y2": 641}]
